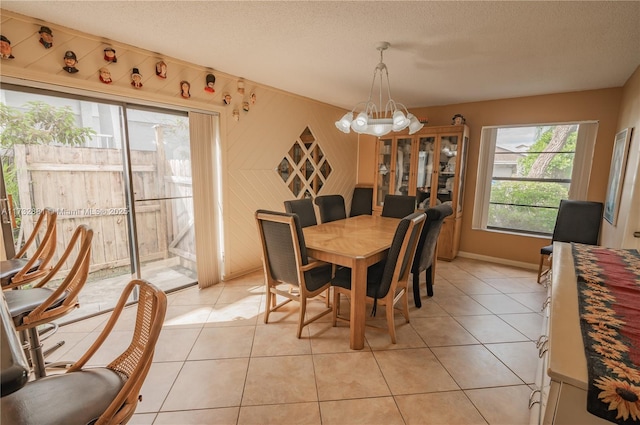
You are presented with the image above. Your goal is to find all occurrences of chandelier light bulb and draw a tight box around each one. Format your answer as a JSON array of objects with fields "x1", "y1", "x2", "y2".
[
  {"x1": 351, "y1": 112, "x2": 369, "y2": 132},
  {"x1": 335, "y1": 112, "x2": 353, "y2": 133},
  {"x1": 392, "y1": 110, "x2": 410, "y2": 131},
  {"x1": 407, "y1": 113, "x2": 424, "y2": 134}
]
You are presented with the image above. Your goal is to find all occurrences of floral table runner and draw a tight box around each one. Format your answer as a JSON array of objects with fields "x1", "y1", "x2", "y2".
[{"x1": 571, "y1": 242, "x2": 640, "y2": 424}]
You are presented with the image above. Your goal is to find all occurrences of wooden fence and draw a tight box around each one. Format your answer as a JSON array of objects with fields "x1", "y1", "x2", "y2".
[{"x1": 13, "y1": 143, "x2": 195, "y2": 273}]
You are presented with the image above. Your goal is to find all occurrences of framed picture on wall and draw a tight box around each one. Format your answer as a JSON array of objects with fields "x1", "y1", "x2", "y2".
[{"x1": 603, "y1": 128, "x2": 632, "y2": 225}]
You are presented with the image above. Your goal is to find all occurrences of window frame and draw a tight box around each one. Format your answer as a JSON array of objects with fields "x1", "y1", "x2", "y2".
[{"x1": 472, "y1": 121, "x2": 598, "y2": 236}]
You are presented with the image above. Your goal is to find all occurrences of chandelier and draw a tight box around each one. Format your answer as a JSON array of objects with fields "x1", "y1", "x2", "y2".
[{"x1": 335, "y1": 42, "x2": 424, "y2": 137}]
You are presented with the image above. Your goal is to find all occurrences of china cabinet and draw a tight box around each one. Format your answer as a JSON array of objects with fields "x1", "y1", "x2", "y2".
[{"x1": 373, "y1": 124, "x2": 469, "y2": 260}]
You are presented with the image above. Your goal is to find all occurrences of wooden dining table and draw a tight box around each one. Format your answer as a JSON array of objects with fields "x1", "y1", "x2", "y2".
[{"x1": 303, "y1": 214, "x2": 400, "y2": 349}]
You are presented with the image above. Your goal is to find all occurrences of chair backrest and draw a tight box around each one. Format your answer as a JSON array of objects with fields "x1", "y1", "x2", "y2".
[
  {"x1": 314, "y1": 194, "x2": 347, "y2": 223},
  {"x1": 552, "y1": 200, "x2": 604, "y2": 245},
  {"x1": 375, "y1": 211, "x2": 426, "y2": 300},
  {"x1": 412, "y1": 204, "x2": 453, "y2": 273},
  {"x1": 349, "y1": 186, "x2": 373, "y2": 217},
  {"x1": 284, "y1": 198, "x2": 317, "y2": 228},
  {"x1": 67, "y1": 279, "x2": 167, "y2": 425},
  {"x1": 255, "y1": 210, "x2": 308, "y2": 288},
  {"x1": 10, "y1": 207, "x2": 58, "y2": 287},
  {"x1": 20, "y1": 225, "x2": 93, "y2": 329},
  {"x1": 381, "y1": 195, "x2": 416, "y2": 218}
]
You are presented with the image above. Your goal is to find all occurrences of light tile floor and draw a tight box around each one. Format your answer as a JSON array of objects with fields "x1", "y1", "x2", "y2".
[{"x1": 45, "y1": 257, "x2": 546, "y2": 425}]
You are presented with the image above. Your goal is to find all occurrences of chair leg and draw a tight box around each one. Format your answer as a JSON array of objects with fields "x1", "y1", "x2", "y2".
[
  {"x1": 332, "y1": 290, "x2": 339, "y2": 326},
  {"x1": 297, "y1": 295, "x2": 307, "y2": 339},
  {"x1": 426, "y1": 266, "x2": 434, "y2": 297},
  {"x1": 537, "y1": 254, "x2": 546, "y2": 284},
  {"x1": 400, "y1": 290, "x2": 410, "y2": 323},
  {"x1": 412, "y1": 272, "x2": 422, "y2": 308},
  {"x1": 264, "y1": 286, "x2": 272, "y2": 324},
  {"x1": 386, "y1": 300, "x2": 396, "y2": 344}
]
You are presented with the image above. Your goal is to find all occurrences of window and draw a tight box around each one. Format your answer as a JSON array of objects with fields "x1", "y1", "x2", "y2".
[{"x1": 473, "y1": 122, "x2": 598, "y2": 236}]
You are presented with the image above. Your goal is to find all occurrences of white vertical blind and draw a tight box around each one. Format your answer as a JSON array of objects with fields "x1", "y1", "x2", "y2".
[
  {"x1": 189, "y1": 112, "x2": 220, "y2": 288},
  {"x1": 568, "y1": 121, "x2": 599, "y2": 200}
]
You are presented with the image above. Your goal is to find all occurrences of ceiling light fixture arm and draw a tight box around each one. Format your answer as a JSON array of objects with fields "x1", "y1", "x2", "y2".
[{"x1": 334, "y1": 41, "x2": 424, "y2": 137}]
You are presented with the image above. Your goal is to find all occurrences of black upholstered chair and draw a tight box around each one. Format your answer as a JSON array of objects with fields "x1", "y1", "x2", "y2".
[
  {"x1": 284, "y1": 198, "x2": 317, "y2": 228},
  {"x1": 4, "y1": 225, "x2": 93, "y2": 378},
  {"x1": 314, "y1": 194, "x2": 347, "y2": 223},
  {"x1": 255, "y1": 210, "x2": 333, "y2": 338},
  {"x1": 331, "y1": 211, "x2": 425, "y2": 343},
  {"x1": 411, "y1": 204, "x2": 453, "y2": 307},
  {"x1": 537, "y1": 199, "x2": 604, "y2": 283},
  {"x1": 1, "y1": 279, "x2": 167, "y2": 425},
  {"x1": 381, "y1": 194, "x2": 416, "y2": 218},
  {"x1": 349, "y1": 186, "x2": 373, "y2": 217},
  {"x1": 1, "y1": 207, "x2": 57, "y2": 290}
]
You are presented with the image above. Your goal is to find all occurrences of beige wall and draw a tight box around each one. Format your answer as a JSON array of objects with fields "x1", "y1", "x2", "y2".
[
  {"x1": 358, "y1": 88, "x2": 625, "y2": 266},
  {"x1": 222, "y1": 91, "x2": 357, "y2": 278},
  {"x1": 0, "y1": 9, "x2": 359, "y2": 280}
]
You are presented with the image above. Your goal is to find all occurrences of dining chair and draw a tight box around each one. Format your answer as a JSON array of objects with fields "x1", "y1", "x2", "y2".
[
  {"x1": 411, "y1": 204, "x2": 453, "y2": 307},
  {"x1": 255, "y1": 210, "x2": 333, "y2": 338},
  {"x1": 349, "y1": 186, "x2": 373, "y2": 217},
  {"x1": 1, "y1": 278, "x2": 167, "y2": 425},
  {"x1": 3, "y1": 224, "x2": 93, "y2": 378},
  {"x1": 314, "y1": 194, "x2": 347, "y2": 223},
  {"x1": 284, "y1": 198, "x2": 317, "y2": 227},
  {"x1": 1, "y1": 207, "x2": 58, "y2": 290},
  {"x1": 331, "y1": 211, "x2": 425, "y2": 343},
  {"x1": 381, "y1": 194, "x2": 416, "y2": 218},
  {"x1": 537, "y1": 200, "x2": 603, "y2": 283}
]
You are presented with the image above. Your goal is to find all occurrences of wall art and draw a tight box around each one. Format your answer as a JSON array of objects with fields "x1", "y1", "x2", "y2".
[{"x1": 604, "y1": 127, "x2": 632, "y2": 225}]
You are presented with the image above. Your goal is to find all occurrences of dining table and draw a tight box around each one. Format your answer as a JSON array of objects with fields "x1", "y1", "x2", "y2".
[{"x1": 302, "y1": 214, "x2": 400, "y2": 350}]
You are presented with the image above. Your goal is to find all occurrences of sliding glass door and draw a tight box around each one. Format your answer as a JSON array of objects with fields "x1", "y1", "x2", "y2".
[
  {"x1": 0, "y1": 86, "x2": 197, "y2": 322},
  {"x1": 127, "y1": 108, "x2": 196, "y2": 291}
]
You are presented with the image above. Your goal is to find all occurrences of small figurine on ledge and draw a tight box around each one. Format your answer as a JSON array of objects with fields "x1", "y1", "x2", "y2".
[
  {"x1": 62, "y1": 51, "x2": 78, "y2": 73},
  {"x1": 180, "y1": 80, "x2": 191, "y2": 99},
  {"x1": 156, "y1": 61, "x2": 167, "y2": 79},
  {"x1": 99, "y1": 67, "x2": 112, "y2": 84},
  {"x1": 131, "y1": 68, "x2": 143, "y2": 88},
  {"x1": 204, "y1": 74, "x2": 216, "y2": 93},
  {"x1": 451, "y1": 114, "x2": 466, "y2": 125},
  {"x1": 103, "y1": 47, "x2": 117, "y2": 63},
  {"x1": 0, "y1": 35, "x2": 14, "y2": 59},
  {"x1": 38, "y1": 26, "x2": 53, "y2": 49}
]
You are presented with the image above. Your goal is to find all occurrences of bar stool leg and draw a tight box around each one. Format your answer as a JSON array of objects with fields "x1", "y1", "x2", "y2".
[{"x1": 27, "y1": 327, "x2": 46, "y2": 379}]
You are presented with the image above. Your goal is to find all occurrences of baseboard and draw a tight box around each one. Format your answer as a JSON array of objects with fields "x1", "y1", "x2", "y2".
[{"x1": 457, "y1": 251, "x2": 538, "y2": 270}]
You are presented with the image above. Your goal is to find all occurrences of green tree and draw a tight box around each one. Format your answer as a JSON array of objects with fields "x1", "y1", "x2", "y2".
[
  {"x1": 0, "y1": 101, "x2": 96, "y2": 217},
  {"x1": 519, "y1": 126, "x2": 577, "y2": 179}
]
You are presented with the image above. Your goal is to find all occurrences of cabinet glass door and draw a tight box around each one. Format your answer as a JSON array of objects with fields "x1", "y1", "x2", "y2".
[
  {"x1": 376, "y1": 138, "x2": 393, "y2": 208},
  {"x1": 417, "y1": 136, "x2": 436, "y2": 208},
  {"x1": 437, "y1": 135, "x2": 459, "y2": 207},
  {"x1": 394, "y1": 138, "x2": 412, "y2": 196}
]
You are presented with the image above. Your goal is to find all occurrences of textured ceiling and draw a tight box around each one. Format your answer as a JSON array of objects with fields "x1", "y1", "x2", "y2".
[{"x1": 2, "y1": 1, "x2": 639, "y2": 110}]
